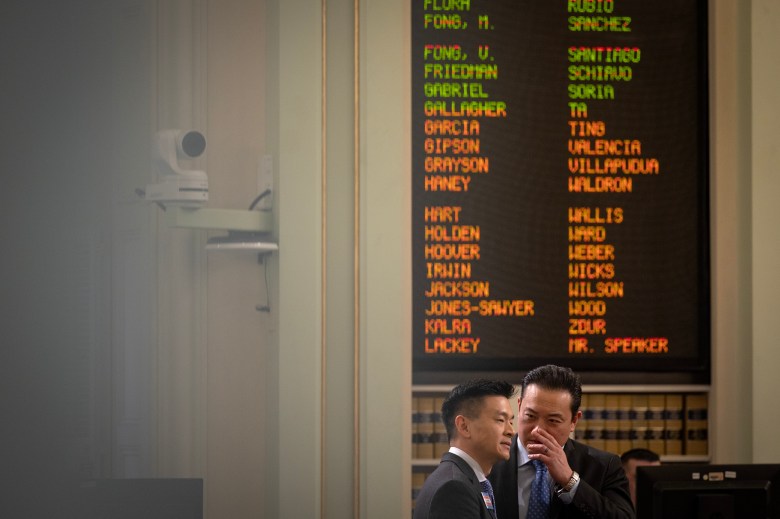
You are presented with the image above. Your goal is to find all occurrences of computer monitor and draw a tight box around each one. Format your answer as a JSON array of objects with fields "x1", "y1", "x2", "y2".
[{"x1": 636, "y1": 464, "x2": 780, "y2": 519}]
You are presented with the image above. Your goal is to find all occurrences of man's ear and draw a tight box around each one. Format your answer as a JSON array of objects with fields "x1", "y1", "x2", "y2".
[
  {"x1": 454, "y1": 414, "x2": 470, "y2": 438},
  {"x1": 570, "y1": 409, "x2": 582, "y2": 433}
]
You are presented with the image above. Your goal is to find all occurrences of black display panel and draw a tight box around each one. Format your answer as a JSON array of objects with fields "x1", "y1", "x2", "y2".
[
  {"x1": 636, "y1": 464, "x2": 780, "y2": 519},
  {"x1": 411, "y1": 0, "x2": 710, "y2": 382}
]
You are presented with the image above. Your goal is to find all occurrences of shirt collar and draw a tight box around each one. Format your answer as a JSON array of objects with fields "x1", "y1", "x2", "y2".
[{"x1": 516, "y1": 438, "x2": 532, "y2": 467}]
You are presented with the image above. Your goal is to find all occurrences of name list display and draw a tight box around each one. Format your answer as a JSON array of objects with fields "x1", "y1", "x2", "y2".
[{"x1": 411, "y1": 0, "x2": 710, "y2": 380}]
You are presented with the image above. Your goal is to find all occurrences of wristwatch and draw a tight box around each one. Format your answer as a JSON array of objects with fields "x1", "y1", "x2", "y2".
[{"x1": 555, "y1": 471, "x2": 580, "y2": 497}]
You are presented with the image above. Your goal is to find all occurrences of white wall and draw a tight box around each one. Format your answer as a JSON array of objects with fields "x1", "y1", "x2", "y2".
[
  {"x1": 709, "y1": 0, "x2": 754, "y2": 464},
  {"x1": 274, "y1": 0, "x2": 324, "y2": 516},
  {"x1": 204, "y1": 1, "x2": 271, "y2": 516},
  {"x1": 709, "y1": 0, "x2": 780, "y2": 465},
  {"x1": 751, "y1": 0, "x2": 780, "y2": 462}
]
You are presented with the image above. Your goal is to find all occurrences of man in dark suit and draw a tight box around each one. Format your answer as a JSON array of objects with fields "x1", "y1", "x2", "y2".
[
  {"x1": 489, "y1": 365, "x2": 635, "y2": 519},
  {"x1": 414, "y1": 379, "x2": 516, "y2": 519}
]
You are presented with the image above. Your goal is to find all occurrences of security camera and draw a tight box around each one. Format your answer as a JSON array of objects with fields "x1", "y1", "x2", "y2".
[{"x1": 144, "y1": 129, "x2": 209, "y2": 206}]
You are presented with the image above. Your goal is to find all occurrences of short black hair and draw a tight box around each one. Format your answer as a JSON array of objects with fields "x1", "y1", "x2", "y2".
[
  {"x1": 521, "y1": 364, "x2": 582, "y2": 416},
  {"x1": 441, "y1": 379, "x2": 516, "y2": 442},
  {"x1": 621, "y1": 448, "x2": 661, "y2": 465}
]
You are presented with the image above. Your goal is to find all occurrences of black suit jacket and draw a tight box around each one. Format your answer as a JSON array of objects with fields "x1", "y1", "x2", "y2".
[
  {"x1": 488, "y1": 435, "x2": 635, "y2": 519},
  {"x1": 414, "y1": 452, "x2": 495, "y2": 519}
]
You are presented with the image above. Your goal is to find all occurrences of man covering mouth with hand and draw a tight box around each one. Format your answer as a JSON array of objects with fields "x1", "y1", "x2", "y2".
[{"x1": 488, "y1": 365, "x2": 635, "y2": 519}]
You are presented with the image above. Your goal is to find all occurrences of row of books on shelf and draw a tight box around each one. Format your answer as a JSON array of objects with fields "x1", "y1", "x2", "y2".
[
  {"x1": 412, "y1": 392, "x2": 708, "y2": 459},
  {"x1": 412, "y1": 396, "x2": 449, "y2": 460}
]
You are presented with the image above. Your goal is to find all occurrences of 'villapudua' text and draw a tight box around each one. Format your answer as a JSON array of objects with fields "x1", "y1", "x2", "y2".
[{"x1": 568, "y1": 157, "x2": 659, "y2": 174}]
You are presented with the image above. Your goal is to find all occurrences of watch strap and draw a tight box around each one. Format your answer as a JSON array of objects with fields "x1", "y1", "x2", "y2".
[{"x1": 555, "y1": 471, "x2": 580, "y2": 496}]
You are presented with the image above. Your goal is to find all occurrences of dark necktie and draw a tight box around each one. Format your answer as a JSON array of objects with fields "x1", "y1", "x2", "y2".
[
  {"x1": 480, "y1": 478, "x2": 497, "y2": 518},
  {"x1": 527, "y1": 460, "x2": 551, "y2": 519}
]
